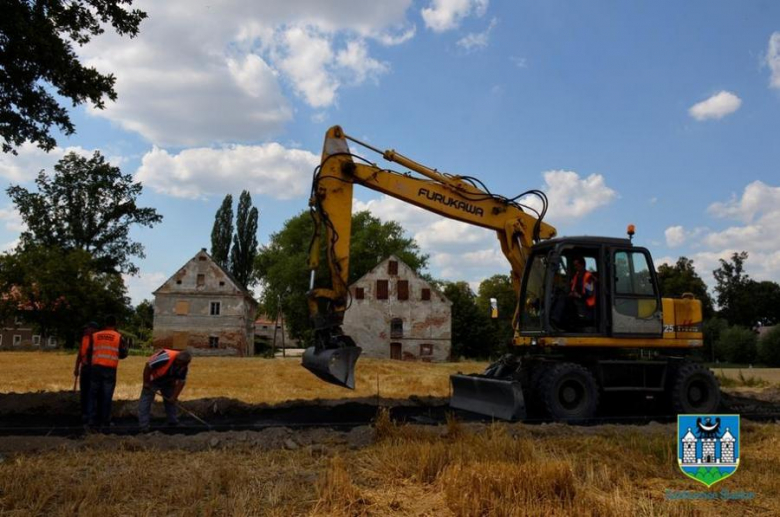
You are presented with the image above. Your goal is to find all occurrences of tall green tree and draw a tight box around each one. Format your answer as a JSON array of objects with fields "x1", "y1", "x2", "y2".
[
  {"x1": 210, "y1": 194, "x2": 233, "y2": 269},
  {"x1": 230, "y1": 190, "x2": 258, "y2": 288},
  {"x1": 475, "y1": 274, "x2": 516, "y2": 348},
  {"x1": 1, "y1": 0, "x2": 147, "y2": 153},
  {"x1": 443, "y1": 281, "x2": 497, "y2": 359},
  {"x1": 0, "y1": 244, "x2": 130, "y2": 348},
  {"x1": 254, "y1": 210, "x2": 428, "y2": 342},
  {"x1": 712, "y1": 252, "x2": 780, "y2": 327},
  {"x1": 7, "y1": 151, "x2": 162, "y2": 275},
  {"x1": 656, "y1": 257, "x2": 714, "y2": 317}
]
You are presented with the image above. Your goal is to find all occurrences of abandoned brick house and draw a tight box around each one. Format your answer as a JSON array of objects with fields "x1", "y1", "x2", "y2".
[
  {"x1": 152, "y1": 249, "x2": 258, "y2": 356},
  {"x1": 0, "y1": 289, "x2": 58, "y2": 350},
  {"x1": 342, "y1": 255, "x2": 452, "y2": 361}
]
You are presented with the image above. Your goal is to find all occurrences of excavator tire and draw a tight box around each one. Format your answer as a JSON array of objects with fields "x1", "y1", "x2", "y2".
[
  {"x1": 539, "y1": 362, "x2": 600, "y2": 422},
  {"x1": 670, "y1": 362, "x2": 721, "y2": 415}
]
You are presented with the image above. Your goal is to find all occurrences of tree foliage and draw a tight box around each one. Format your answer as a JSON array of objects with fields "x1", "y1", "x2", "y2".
[
  {"x1": 210, "y1": 194, "x2": 233, "y2": 269},
  {"x1": 0, "y1": 244, "x2": 130, "y2": 348},
  {"x1": 254, "y1": 210, "x2": 428, "y2": 342},
  {"x1": 657, "y1": 257, "x2": 714, "y2": 317},
  {"x1": 758, "y1": 326, "x2": 780, "y2": 367},
  {"x1": 1, "y1": 0, "x2": 147, "y2": 153},
  {"x1": 475, "y1": 274, "x2": 516, "y2": 348},
  {"x1": 713, "y1": 252, "x2": 780, "y2": 327},
  {"x1": 715, "y1": 326, "x2": 758, "y2": 365},
  {"x1": 7, "y1": 151, "x2": 162, "y2": 275},
  {"x1": 229, "y1": 190, "x2": 258, "y2": 288},
  {"x1": 443, "y1": 281, "x2": 497, "y2": 359}
]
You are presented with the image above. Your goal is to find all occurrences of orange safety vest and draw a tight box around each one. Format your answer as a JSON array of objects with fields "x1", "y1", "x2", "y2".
[
  {"x1": 91, "y1": 329, "x2": 122, "y2": 369},
  {"x1": 570, "y1": 271, "x2": 596, "y2": 308},
  {"x1": 78, "y1": 334, "x2": 93, "y2": 367},
  {"x1": 149, "y1": 349, "x2": 181, "y2": 381}
]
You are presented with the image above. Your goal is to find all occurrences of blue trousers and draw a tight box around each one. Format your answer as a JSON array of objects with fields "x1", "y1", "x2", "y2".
[
  {"x1": 138, "y1": 380, "x2": 178, "y2": 427},
  {"x1": 88, "y1": 366, "x2": 117, "y2": 427}
]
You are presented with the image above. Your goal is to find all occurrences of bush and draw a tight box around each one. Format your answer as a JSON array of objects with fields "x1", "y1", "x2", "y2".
[
  {"x1": 758, "y1": 326, "x2": 780, "y2": 366},
  {"x1": 702, "y1": 318, "x2": 728, "y2": 361},
  {"x1": 715, "y1": 326, "x2": 758, "y2": 364}
]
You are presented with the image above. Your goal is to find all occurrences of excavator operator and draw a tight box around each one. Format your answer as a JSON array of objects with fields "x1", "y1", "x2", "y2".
[{"x1": 568, "y1": 256, "x2": 596, "y2": 326}]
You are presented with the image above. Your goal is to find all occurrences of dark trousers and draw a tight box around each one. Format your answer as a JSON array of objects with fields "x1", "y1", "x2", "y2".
[
  {"x1": 89, "y1": 365, "x2": 117, "y2": 427},
  {"x1": 79, "y1": 365, "x2": 92, "y2": 424},
  {"x1": 138, "y1": 379, "x2": 179, "y2": 427}
]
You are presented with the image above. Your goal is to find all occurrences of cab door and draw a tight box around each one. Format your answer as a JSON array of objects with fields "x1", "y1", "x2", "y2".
[{"x1": 611, "y1": 248, "x2": 662, "y2": 336}]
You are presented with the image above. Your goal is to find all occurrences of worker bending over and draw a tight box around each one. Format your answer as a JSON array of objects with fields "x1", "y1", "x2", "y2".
[
  {"x1": 138, "y1": 349, "x2": 192, "y2": 431},
  {"x1": 88, "y1": 316, "x2": 127, "y2": 430},
  {"x1": 73, "y1": 321, "x2": 99, "y2": 425}
]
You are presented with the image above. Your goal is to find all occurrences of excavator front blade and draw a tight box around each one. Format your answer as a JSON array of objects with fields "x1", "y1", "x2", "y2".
[
  {"x1": 302, "y1": 345, "x2": 362, "y2": 389},
  {"x1": 449, "y1": 374, "x2": 526, "y2": 421}
]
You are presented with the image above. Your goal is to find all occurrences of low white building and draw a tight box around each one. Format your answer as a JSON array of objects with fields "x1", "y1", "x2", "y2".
[{"x1": 342, "y1": 255, "x2": 451, "y2": 361}]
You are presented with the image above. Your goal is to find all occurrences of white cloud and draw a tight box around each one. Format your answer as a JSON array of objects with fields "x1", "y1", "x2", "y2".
[
  {"x1": 520, "y1": 170, "x2": 618, "y2": 222},
  {"x1": 78, "y1": 1, "x2": 414, "y2": 146},
  {"x1": 123, "y1": 271, "x2": 168, "y2": 305},
  {"x1": 676, "y1": 182, "x2": 780, "y2": 284},
  {"x1": 336, "y1": 40, "x2": 390, "y2": 85},
  {"x1": 665, "y1": 226, "x2": 686, "y2": 248},
  {"x1": 688, "y1": 91, "x2": 742, "y2": 121},
  {"x1": 767, "y1": 32, "x2": 780, "y2": 89},
  {"x1": 509, "y1": 56, "x2": 527, "y2": 68},
  {"x1": 135, "y1": 143, "x2": 318, "y2": 199},
  {"x1": 457, "y1": 17, "x2": 497, "y2": 51},
  {"x1": 421, "y1": 0, "x2": 489, "y2": 33},
  {"x1": 0, "y1": 143, "x2": 96, "y2": 182},
  {"x1": 0, "y1": 207, "x2": 24, "y2": 233}
]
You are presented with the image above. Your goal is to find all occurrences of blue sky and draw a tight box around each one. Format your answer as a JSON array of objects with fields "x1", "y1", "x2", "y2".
[{"x1": 0, "y1": 0, "x2": 778, "y2": 304}]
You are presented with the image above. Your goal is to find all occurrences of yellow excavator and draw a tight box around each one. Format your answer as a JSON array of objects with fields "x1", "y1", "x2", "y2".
[{"x1": 302, "y1": 125, "x2": 719, "y2": 421}]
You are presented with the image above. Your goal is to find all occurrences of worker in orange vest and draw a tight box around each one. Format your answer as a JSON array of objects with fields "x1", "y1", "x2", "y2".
[
  {"x1": 138, "y1": 348, "x2": 192, "y2": 431},
  {"x1": 88, "y1": 315, "x2": 127, "y2": 430},
  {"x1": 569, "y1": 256, "x2": 597, "y2": 324},
  {"x1": 73, "y1": 321, "x2": 99, "y2": 425}
]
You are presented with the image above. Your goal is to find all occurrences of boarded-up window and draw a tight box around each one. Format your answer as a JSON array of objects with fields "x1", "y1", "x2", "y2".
[
  {"x1": 390, "y1": 318, "x2": 403, "y2": 338},
  {"x1": 420, "y1": 344, "x2": 433, "y2": 356},
  {"x1": 397, "y1": 280, "x2": 409, "y2": 301},
  {"x1": 174, "y1": 301, "x2": 190, "y2": 315},
  {"x1": 355, "y1": 287, "x2": 365, "y2": 300},
  {"x1": 390, "y1": 342, "x2": 402, "y2": 360},
  {"x1": 197, "y1": 274, "x2": 205, "y2": 287},
  {"x1": 388, "y1": 260, "x2": 398, "y2": 275},
  {"x1": 421, "y1": 288, "x2": 431, "y2": 301},
  {"x1": 376, "y1": 280, "x2": 389, "y2": 300}
]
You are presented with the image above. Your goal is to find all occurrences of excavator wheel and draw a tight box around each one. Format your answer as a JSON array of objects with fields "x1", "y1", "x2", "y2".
[
  {"x1": 670, "y1": 362, "x2": 721, "y2": 415},
  {"x1": 539, "y1": 362, "x2": 600, "y2": 422}
]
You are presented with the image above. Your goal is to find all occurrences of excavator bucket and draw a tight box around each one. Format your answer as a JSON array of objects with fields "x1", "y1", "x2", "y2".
[
  {"x1": 449, "y1": 374, "x2": 527, "y2": 421},
  {"x1": 302, "y1": 345, "x2": 362, "y2": 389}
]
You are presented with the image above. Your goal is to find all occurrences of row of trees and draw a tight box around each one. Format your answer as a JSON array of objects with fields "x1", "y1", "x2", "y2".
[{"x1": 210, "y1": 192, "x2": 259, "y2": 288}]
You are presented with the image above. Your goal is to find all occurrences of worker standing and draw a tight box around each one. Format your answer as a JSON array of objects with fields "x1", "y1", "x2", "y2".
[
  {"x1": 138, "y1": 349, "x2": 192, "y2": 432},
  {"x1": 88, "y1": 315, "x2": 127, "y2": 430},
  {"x1": 74, "y1": 321, "x2": 99, "y2": 426}
]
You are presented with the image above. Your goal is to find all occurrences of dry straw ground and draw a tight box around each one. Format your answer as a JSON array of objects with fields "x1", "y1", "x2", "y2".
[
  {"x1": 1, "y1": 352, "x2": 779, "y2": 516},
  {"x1": 0, "y1": 352, "x2": 486, "y2": 403},
  {"x1": 1, "y1": 416, "x2": 778, "y2": 516}
]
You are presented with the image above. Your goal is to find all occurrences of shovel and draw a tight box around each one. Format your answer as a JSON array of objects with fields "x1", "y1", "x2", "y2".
[{"x1": 155, "y1": 391, "x2": 212, "y2": 429}]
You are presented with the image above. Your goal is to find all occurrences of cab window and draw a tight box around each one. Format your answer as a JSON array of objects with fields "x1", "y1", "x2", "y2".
[{"x1": 521, "y1": 253, "x2": 547, "y2": 331}]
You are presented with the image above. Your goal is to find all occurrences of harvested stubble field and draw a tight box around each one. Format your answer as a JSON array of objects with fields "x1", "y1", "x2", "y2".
[
  {"x1": 0, "y1": 351, "x2": 487, "y2": 403},
  {"x1": 1, "y1": 414, "x2": 779, "y2": 516},
  {"x1": 1, "y1": 351, "x2": 780, "y2": 516}
]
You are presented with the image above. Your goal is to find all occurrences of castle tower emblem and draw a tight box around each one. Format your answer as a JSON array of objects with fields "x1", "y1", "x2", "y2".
[{"x1": 677, "y1": 414, "x2": 740, "y2": 487}]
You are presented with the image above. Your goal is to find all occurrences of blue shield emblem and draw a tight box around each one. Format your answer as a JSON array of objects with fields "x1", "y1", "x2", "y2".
[{"x1": 678, "y1": 414, "x2": 740, "y2": 487}]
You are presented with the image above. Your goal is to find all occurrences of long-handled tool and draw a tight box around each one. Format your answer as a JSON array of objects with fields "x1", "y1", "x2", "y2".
[
  {"x1": 155, "y1": 391, "x2": 212, "y2": 429},
  {"x1": 72, "y1": 372, "x2": 79, "y2": 392}
]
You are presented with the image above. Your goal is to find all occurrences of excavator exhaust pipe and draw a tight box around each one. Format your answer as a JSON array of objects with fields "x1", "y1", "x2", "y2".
[
  {"x1": 302, "y1": 333, "x2": 362, "y2": 389},
  {"x1": 449, "y1": 374, "x2": 526, "y2": 421}
]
